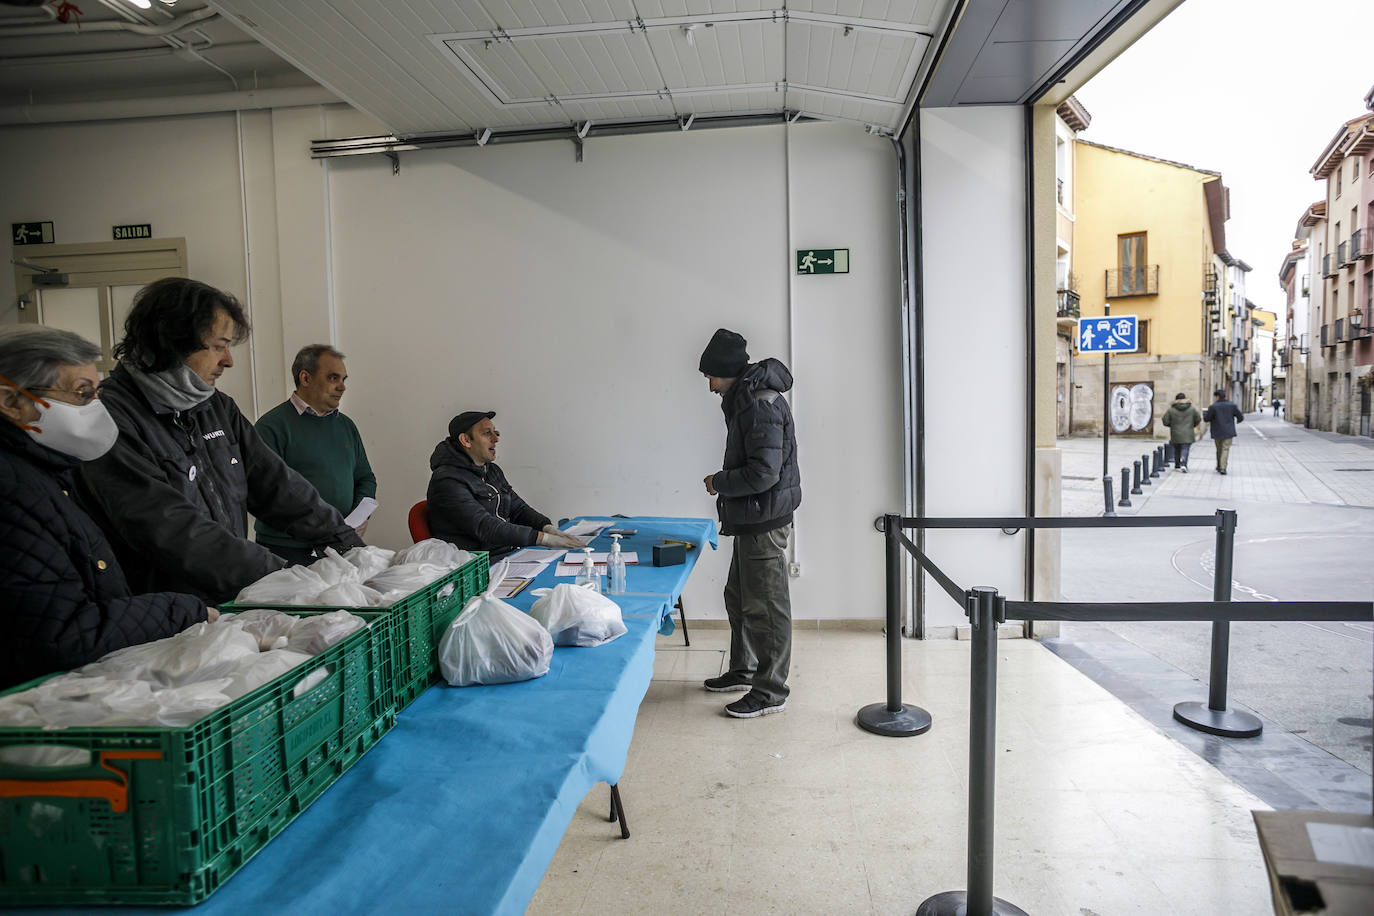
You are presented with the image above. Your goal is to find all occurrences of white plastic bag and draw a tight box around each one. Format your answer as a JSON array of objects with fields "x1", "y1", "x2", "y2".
[
  {"x1": 343, "y1": 545, "x2": 396, "y2": 581},
  {"x1": 393, "y1": 539, "x2": 473, "y2": 570},
  {"x1": 286, "y1": 610, "x2": 366, "y2": 656},
  {"x1": 220, "y1": 607, "x2": 298, "y2": 650},
  {"x1": 529, "y1": 582, "x2": 627, "y2": 647},
  {"x1": 221, "y1": 650, "x2": 313, "y2": 700},
  {"x1": 234, "y1": 565, "x2": 329, "y2": 605},
  {"x1": 80, "y1": 623, "x2": 260, "y2": 687},
  {"x1": 307, "y1": 548, "x2": 362, "y2": 587},
  {"x1": 365, "y1": 562, "x2": 450, "y2": 604},
  {"x1": 315, "y1": 581, "x2": 383, "y2": 607},
  {"x1": 438, "y1": 563, "x2": 552, "y2": 687}
]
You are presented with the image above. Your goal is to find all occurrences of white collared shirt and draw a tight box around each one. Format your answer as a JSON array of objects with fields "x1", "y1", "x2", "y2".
[{"x1": 289, "y1": 392, "x2": 336, "y2": 418}]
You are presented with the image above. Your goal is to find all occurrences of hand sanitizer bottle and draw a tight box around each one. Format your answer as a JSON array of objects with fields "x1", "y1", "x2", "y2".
[
  {"x1": 575, "y1": 547, "x2": 601, "y2": 592},
  {"x1": 607, "y1": 534, "x2": 627, "y2": 594}
]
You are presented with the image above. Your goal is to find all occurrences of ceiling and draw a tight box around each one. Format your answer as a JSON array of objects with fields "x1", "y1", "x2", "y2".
[{"x1": 0, "y1": 0, "x2": 1172, "y2": 137}]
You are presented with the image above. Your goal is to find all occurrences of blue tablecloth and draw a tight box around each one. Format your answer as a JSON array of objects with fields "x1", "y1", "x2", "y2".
[{"x1": 20, "y1": 516, "x2": 717, "y2": 915}]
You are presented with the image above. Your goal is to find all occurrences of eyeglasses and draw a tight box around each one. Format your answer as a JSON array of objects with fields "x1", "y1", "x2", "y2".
[{"x1": 31, "y1": 386, "x2": 99, "y2": 405}]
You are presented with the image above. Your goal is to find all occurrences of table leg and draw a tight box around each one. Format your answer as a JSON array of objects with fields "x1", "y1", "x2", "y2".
[
  {"x1": 676, "y1": 597, "x2": 690, "y2": 647},
  {"x1": 609, "y1": 784, "x2": 630, "y2": 839}
]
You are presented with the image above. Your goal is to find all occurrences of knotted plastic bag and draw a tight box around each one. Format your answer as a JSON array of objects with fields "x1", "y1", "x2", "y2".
[
  {"x1": 343, "y1": 545, "x2": 396, "y2": 582},
  {"x1": 234, "y1": 564, "x2": 329, "y2": 605},
  {"x1": 366, "y1": 562, "x2": 450, "y2": 604},
  {"x1": 438, "y1": 562, "x2": 552, "y2": 686},
  {"x1": 529, "y1": 582, "x2": 627, "y2": 647},
  {"x1": 394, "y1": 538, "x2": 473, "y2": 570}
]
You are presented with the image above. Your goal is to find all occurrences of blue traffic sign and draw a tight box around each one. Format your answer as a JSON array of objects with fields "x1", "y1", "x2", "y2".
[{"x1": 1077, "y1": 315, "x2": 1138, "y2": 354}]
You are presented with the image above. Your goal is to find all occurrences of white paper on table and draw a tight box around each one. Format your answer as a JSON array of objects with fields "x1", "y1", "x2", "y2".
[
  {"x1": 554, "y1": 553, "x2": 639, "y2": 577},
  {"x1": 1306, "y1": 822, "x2": 1374, "y2": 868},
  {"x1": 506, "y1": 547, "x2": 566, "y2": 564},
  {"x1": 564, "y1": 520, "x2": 611, "y2": 538},
  {"x1": 344, "y1": 497, "x2": 378, "y2": 528},
  {"x1": 504, "y1": 562, "x2": 550, "y2": 579},
  {"x1": 493, "y1": 578, "x2": 533, "y2": 599}
]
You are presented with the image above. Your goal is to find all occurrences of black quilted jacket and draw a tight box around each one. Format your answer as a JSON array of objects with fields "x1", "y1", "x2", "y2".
[
  {"x1": 0, "y1": 419, "x2": 205, "y2": 689},
  {"x1": 79, "y1": 365, "x2": 363, "y2": 604},
  {"x1": 713, "y1": 358, "x2": 802, "y2": 536}
]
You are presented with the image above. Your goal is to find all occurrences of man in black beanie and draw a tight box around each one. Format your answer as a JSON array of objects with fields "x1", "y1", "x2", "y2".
[{"x1": 698, "y1": 328, "x2": 802, "y2": 718}]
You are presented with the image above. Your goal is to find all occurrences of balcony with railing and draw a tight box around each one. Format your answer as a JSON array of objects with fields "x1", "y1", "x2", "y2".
[
  {"x1": 1301, "y1": 273, "x2": 1310, "y2": 296},
  {"x1": 1354, "y1": 228, "x2": 1372, "y2": 261},
  {"x1": 1323, "y1": 253, "x2": 1337, "y2": 277},
  {"x1": 1056, "y1": 178, "x2": 1064, "y2": 206},
  {"x1": 1105, "y1": 265, "x2": 1159, "y2": 298},
  {"x1": 1279, "y1": 347, "x2": 1290, "y2": 367},
  {"x1": 1336, "y1": 317, "x2": 1346, "y2": 342},
  {"x1": 1337, "y1": 240, "x2": 1350, "y2": 267},
  {"x1": 1056, "y1": 288, "x2": 1080, "y2": 319},
  {"x1": 1321, "y1": 324, "x2": 1330, "y2": 347}
]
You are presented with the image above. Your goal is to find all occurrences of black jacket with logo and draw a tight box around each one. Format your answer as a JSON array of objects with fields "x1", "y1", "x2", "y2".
[
  {"x1": 78, "y1": 364, "x2": 362, "y2": 604},
  {"x1": 0, "y1": 419, "x2": 205, "y2": 688},
  {"x1": 714, "y1": 358, "x2": 802, "y2": 536},
  {"x1": 426, "y1": 438, "x2": 551, "y2": 556}
]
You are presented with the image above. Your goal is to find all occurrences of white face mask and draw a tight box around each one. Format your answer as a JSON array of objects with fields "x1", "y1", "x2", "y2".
[{"x1": 24, "y1": 397, "x2": 119, "y2": 461}]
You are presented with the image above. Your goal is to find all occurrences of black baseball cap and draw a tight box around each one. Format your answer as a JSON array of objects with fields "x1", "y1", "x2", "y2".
[{"x1": 449, "y1": 410, "x2": 495, "y2": 440}]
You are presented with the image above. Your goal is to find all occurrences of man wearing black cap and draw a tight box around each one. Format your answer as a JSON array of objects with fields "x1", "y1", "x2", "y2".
[
  {"x1": 699, "y1": 328, "x2": 802, "y2": 718},
  {"x1": 426, "y1": 411, "x2": 585, "y2": 556}
]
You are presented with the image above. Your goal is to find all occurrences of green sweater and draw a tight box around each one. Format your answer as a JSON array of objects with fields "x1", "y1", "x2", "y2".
[{"x1": 253, "y1": 401, "x2": 377, "y2": 548}]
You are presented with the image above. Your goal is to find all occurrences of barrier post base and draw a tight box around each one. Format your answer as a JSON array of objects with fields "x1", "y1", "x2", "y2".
[
  {"x1": 857, "y1": 702, "x2": 932, "y2": 737},
  {"x1": 1172, "y1": 701, "x2": 1263, "y2": 738},
  {"x1": 916, "y1": 890, "x2": 1029, "y2": 915}
]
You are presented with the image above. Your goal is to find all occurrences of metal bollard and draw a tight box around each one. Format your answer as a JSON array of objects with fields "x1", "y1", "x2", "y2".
[
  {"x1": 1152, "y1": 447, "x2": 1164, "y2": 477},
  {"x1": 1102, "y1": 476, "x2": 1117, "y2": 518},
  {"x1": 1118, "y1": 468, "x2": 1131, "y2": 507},
  {"x1": 1163, "y1": 442, "x2": 1173, "y2": 467},
  {"x1": 1131, "y1": 461, "x2": 1143, "y2": 495},
  {"x1": 857, "y1": 515, "x2": 933, "y2": 737},
  {"x1": 1140, "y1": 454, "x2": 1152, "y2": 486},
  {"x1": 1172, "y1": 508, "x2": 1262, "y2": 738},
  {"x1": 915, "y1": 588, "x2": 1027, "y2": 916}
]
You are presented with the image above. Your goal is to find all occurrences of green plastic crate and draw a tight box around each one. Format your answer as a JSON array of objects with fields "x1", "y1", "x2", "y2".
[
  {"x1": 225, "y1": 553, "x2": 490, "y2": 710},
  {"x1": 0, "y1": 617, "x2": 392, "y2": 906}
]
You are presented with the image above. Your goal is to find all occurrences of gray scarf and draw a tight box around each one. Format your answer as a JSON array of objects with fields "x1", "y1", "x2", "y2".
[{"x1": 125, "y1": 364, "x2": 216, "y2": 413}]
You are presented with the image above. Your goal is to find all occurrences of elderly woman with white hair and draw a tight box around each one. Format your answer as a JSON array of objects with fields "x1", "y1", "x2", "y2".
[{"x1": 0, "y1": 325, "x2": 208, "y2": 689}]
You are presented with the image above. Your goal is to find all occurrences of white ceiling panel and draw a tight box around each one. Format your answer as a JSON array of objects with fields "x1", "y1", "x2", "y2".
[{"x1": 205, "y1": 0, "x2": 956, "y2": 138}]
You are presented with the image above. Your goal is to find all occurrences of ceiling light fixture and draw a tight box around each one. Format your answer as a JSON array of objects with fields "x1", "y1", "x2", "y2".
[{"x1": 124, "y1": 0, "x2": 153, "y2": 9}]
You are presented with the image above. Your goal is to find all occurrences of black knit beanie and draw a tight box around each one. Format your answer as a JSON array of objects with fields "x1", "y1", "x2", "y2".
[{"x1": 698, "y1": 328, "x2": 749, "y2": 378}]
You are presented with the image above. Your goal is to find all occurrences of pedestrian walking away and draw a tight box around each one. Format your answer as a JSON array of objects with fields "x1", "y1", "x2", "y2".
[
  {"x1": 1160, "y1": 391, "x2": 1202, "y2": 472},
  {"x1": 698, "y1": 328, "x2": 801, "y2": 719},
  {"x1": 1273, "y1": 398, "x2": 1282, "y2": 418},
  {"x1": 1202, "y1": 388, "x2": 1244, "y2": 475}
]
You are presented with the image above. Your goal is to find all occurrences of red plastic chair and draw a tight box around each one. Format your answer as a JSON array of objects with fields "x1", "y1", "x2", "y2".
[{"x1": 407, "y1": 500, "x2": 431, "y2": 543}]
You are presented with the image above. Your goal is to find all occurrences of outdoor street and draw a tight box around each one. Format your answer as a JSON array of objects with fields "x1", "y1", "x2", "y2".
[{"x1": 1050, "y1": 412, "x2": 1374, "y2": 812}]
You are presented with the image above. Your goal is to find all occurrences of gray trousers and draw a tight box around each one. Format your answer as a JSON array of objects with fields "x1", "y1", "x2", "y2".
[{"x1": 723, "y1": 525, "x2": 792, "y2": 703}]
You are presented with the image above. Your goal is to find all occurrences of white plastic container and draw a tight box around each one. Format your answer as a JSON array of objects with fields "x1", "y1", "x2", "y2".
[{"x1": 606, "y1": 534, "x2": 627, "y2": 594}]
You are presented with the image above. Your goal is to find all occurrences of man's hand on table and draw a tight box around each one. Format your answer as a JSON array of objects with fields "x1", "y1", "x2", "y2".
[
  {"x1": 703, "y1": 474, "x2": 717, "y2": 496},
  {"x1": 539, "y1": 524, "x2": 587, "y2": 550}
]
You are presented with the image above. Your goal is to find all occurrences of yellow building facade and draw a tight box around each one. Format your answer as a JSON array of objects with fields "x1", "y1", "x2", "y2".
[{"x1": 1070, "y1": 141, "x2": 1227, "y2": 433}]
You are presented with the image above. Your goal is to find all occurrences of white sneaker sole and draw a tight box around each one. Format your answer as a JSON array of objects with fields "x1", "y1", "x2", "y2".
[
  {"x1": 705, "y1": 682, "x2": 753, "y2": 693},
  {"x1": 726, "y1": 700, "x2": 787, "y2": 718}
]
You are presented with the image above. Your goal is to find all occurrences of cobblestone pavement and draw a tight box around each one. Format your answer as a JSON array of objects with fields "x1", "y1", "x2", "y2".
[{"x1": 1050, "y1": 413, "x2": 1374, "y2": 812}]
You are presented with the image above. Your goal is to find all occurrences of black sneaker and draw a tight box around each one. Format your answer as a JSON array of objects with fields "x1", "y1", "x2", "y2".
[
  {"x1": 704, "y1": 672, "x2": 752, "y2": 692},
  {"x1": 1219, "y1": 468, "x2": 1227, "y2": 475},
  {"x1": 725, "y1": 693, "x2": 786, "y2": 718}
]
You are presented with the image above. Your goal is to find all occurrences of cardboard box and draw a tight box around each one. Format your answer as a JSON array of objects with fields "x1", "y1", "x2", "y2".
[{"x1": 1252, "y1": 810, "x2": 1374, "y2": 914}]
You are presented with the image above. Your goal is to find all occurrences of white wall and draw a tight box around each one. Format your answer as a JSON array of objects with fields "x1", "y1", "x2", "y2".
[
  {"x1": 920, "y1": 107, "x2": 1029, "y2": 630},
  {"x1": 1, "y1": 110, "x2": 905, "y2": 622},
  {"x1": 325, "y1": 121, "x2": 904, "y2": 620}
]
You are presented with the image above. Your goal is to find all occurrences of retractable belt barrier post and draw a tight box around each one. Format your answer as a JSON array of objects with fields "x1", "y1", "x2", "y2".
[
  {"x1": 867, "y1": 511, "x2": 1371, "y2": 915},
  {"x1": 1172, "y1": 508, "x2": 1262, "y2": 737},
  {"x1": 856, "y1": 515, "x2": 932, "y2": 737}
]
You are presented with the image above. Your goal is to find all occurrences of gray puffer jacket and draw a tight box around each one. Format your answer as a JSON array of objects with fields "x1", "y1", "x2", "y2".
[{"x1": 713, "y1": 358, "x2": 801, "y2": 536}]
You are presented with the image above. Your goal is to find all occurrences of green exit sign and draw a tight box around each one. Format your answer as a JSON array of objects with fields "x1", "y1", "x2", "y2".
[
  {"x1": 12, "y1": 221, "x2": 54, "y2": 245},
  {"x1": 796, "y1": 248, "x2": 849, "y2": 274},
  {"x1": 113, "y1": 224, "x2": 153, "y2": 240}
]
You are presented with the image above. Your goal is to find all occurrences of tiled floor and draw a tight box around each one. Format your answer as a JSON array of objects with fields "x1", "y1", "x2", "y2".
[{"x1": 527, "y1": 628, "x2": 1274, "y2": 915}]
